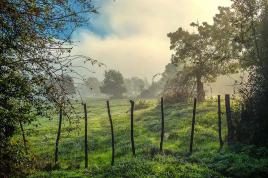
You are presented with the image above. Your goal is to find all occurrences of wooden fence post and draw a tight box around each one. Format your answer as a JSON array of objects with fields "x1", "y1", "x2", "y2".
[
  {"x1": 19, "y1": 120, "x2": 28, "y2": 154},
  {"x1": 130, "y1": 100, "x2": 135, "y2": 156},
  {"x1": 218, "y1": 95, "x2": 224, "y2": 149},
  {"x1": 189, "y1": 98, "x2": 197, "y2": 153},
  {"x1": 83, "y1": 103, "x2": 88, "y2": 169},
  {"x1": 160, "y1": 97, "x2": 164, "y2": 152},
  {"x1": 55, "y1": 107, "x2": 62, "y2": 164},
  {"x1": 225, "y1": 94, "x2": 234, "y2": 145},
  {"x1": 106, "y1": 101, "x2": 115, "y2": 165}
]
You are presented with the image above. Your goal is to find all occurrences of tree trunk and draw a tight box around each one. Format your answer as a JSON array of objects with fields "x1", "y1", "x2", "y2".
[{"x1": 196, "y1": 74, "x2": 205, "y2": 101}]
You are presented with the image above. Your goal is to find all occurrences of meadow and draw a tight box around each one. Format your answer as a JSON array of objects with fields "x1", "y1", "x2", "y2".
[{"x1": 14, "y1": 98, "x2": 268, "y2": 177}]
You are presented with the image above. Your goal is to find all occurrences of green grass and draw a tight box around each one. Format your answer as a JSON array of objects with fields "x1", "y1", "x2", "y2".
[{"x1": 14, "y1": 98, "x2": 268, "y2": 177}]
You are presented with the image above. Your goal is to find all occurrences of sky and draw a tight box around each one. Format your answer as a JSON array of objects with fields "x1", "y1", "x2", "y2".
[{"x1": 71, "y1": 0, "x2": 232, "y2": 82}]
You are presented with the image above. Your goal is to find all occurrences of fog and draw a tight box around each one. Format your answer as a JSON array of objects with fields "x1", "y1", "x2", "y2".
[{"x1": 70, "y1": 0, "x2": 238, "y2": 96}]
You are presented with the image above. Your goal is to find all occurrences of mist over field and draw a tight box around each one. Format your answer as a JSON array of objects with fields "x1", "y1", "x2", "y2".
[{"x1": 69, "y1": 0, "x2": 240, "y2": 98}]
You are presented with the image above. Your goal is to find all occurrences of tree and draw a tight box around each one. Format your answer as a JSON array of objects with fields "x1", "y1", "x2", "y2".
[
  {"x1": 162, "y1": 63, "x2": 178, "y2": 80},
  {"x1": 214, "y1": 0, "x2": 268, "y2": 145},
  {"x1": 84, "y1": 77, "x2": 101, "y2": 95},
  {"x1": 100, "y1": 70, "x2": 126, "y2": 98},
  {"x1": 139, "y1": 82, "x2": 162, "y2": 98},
  {"x1": 181, "y1": 0, "x2": 268, "y2": 145},
  {"x1": 1, "y1": 0, "x2": 99, "y2": 176},
  {"x1": 138, "y1": 64, "x2": 177, "y2": 99},
  {"x1": 167, "y1": 20, "x2": 239, "y2": 101},
  {"x1": 62, "y1": 75, "x2": 76, "y2": 95},
  {"x1": 162, "y1": 63, "x2": 195, "y2": 103},
  {"x1": 49, "y1": 75, "x2": 76, "y2": 95},
  {"x1": 124, "y1": 77, "x2": 145, "y2": 97}
]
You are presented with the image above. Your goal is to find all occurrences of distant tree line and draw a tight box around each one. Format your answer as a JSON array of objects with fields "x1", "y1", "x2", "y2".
[{"x1": 81, "y1": 70, "x2": 149, "y2": 99}]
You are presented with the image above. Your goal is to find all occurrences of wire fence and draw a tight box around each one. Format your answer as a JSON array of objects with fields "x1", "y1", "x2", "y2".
[{"x1": 23, "y1": 94, "x2": 240, "y2": 168}]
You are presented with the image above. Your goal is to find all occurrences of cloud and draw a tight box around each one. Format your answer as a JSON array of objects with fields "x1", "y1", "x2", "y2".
[{"x1": 71, "y1": 0, "x2": 231, "y2": 81}]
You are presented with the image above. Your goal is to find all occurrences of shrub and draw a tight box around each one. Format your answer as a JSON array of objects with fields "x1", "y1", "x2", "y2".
[{"x1": 134, "y1": 100, "x2": 151, "y2": 110}]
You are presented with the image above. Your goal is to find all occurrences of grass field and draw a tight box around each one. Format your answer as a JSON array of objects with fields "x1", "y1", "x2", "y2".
[{"x1": 13, "y1": 98, "x2": 268, "y2": 177}]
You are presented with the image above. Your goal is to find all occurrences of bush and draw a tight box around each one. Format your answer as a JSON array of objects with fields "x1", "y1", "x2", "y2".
[
  {"x1": 134, "y1": 100, "x2": 151, "y2": 110},
  {"x1": 0, "y1": 142, "x2": 32, "y2": 177}
]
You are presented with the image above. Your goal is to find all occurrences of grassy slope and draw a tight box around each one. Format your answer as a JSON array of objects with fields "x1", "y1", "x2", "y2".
[{"x1": 18, "y1": 99, "x2": 268, "y2": 177}]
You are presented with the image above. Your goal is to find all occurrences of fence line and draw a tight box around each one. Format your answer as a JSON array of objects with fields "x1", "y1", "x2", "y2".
[{"x1": 48, "y1": 95, "x2": 234, "y2": 165}]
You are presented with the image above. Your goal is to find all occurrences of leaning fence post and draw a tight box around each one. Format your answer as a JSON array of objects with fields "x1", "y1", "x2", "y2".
[
  {"x1": 225, "y1": 94, "x2": 233, "y2": 145},
  {"x1": 106, "y1": 101, "x2": 115, "y2": 165},
  {"x1": 218, "y1": 95, "x2": 224, "y2": 149},
  {"x1": 160, "y1": 97, "x2": 164, "y2": 152},
  {"x1": 189, "y1": 98, "x2": 197, "y2": 153},
  {"x1": 83, "y1": 103, "x2": 88, "y2": 169},
  {"x1": 55, "y1": 106, "x2": 62, "y2": 164},
  {"x1": 19, "y1": 120, "x2": 28, "y2": 154},
  {"x1": 130, "y1": 100, "x2": 135, "y2": 156}
]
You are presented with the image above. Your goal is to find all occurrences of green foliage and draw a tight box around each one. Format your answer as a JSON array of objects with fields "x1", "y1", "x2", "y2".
[
  {"x1": 167, "y1": 9, "x2": 240, "y2": 101},
  {"x1": 213, "y1": 0, "x2": 268, "y2": 146},
  {"x1": 0, "y1": 141, "x2": 33, "y2": 177},
  {"x1": 167, "y1": 0, "x2": 268, "y2": 146},
  {"x1": 1, "y1": 0, "x2": 98, "y2": 176},
  {"x1": 232, "y1": 0, "x2": 268, "y2": 146},
  {"x1": 100, "y1": 70, "x2": 127, "y2": 98}
]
